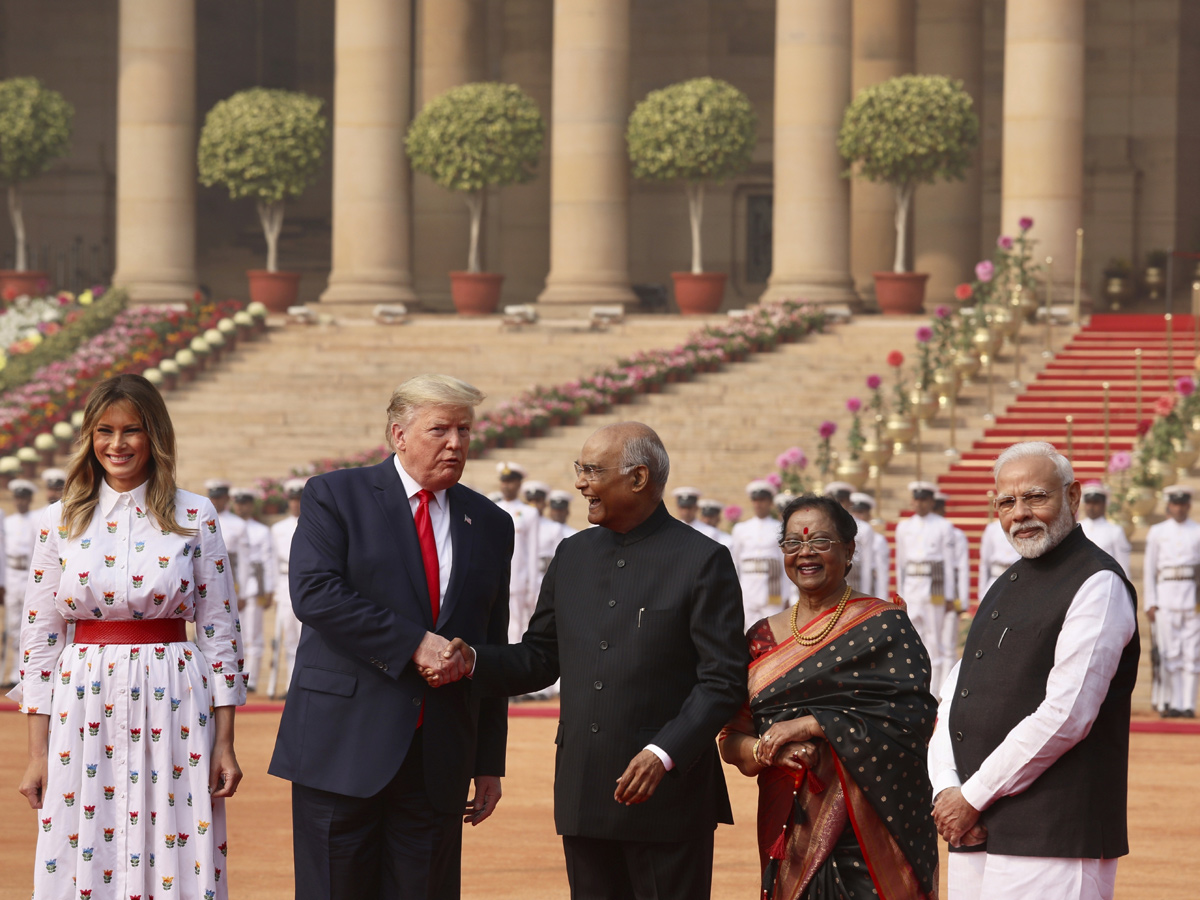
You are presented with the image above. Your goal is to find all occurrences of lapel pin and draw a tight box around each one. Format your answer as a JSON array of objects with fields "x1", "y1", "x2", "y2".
[{"x1": 464, "y1": 515, "x2": 472, "y2": 525}]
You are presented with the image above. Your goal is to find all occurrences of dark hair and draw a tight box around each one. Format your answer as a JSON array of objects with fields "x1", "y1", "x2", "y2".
[{"x1": 778, "y1": 494, "x2": 859, "y2": 543}]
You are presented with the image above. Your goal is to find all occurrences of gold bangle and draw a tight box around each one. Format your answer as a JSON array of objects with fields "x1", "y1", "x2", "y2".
[{"x1": 752, "y1": 737, "x2": 765, "y2": 766}]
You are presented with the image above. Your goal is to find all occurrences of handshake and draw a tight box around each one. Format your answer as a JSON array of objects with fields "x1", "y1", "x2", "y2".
[{"x1": 412, "y1": 632, "x2": 475, "y2": 687}]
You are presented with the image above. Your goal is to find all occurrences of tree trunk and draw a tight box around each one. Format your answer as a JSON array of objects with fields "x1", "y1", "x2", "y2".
[
  {"x1": 257, "y1": 200, "x2": 286, "y2": 273},
  {"x1": 893, "y1": 183, "x2": 914, "y2": 274},
  {"x1": 687, "y1": 182, "x2": 705, "y2": 275},
  {"x1": 465, "y1": 192, "x2": 484, "y2": 274},
  {"x1": 8, "y1": 185, "x2": 26, "y2": 272}
]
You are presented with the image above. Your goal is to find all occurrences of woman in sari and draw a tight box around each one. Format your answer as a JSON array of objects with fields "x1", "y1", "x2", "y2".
[{"x1": 720, "y1": 495, "x2": 940, "y2": 900}]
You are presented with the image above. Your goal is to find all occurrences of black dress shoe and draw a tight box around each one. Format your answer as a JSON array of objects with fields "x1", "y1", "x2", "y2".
[{"x1": 1185, "y1": 709, "x2": 1196, "y2": 719}]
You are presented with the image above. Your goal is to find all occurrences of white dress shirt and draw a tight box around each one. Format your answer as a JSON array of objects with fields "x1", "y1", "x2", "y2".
[
  {"x1": 1079, "y1": 515, "x2": 1132, "y2": 580},
  {"x1": 394, "y1": 456, "x2": 452, "y2": 606},
  {"x1": 928, "y1": 569, "x2": 1136, "y2": 809}
]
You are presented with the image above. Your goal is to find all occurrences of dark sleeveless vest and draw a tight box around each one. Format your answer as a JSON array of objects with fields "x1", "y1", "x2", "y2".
[{"x1": 948, "y1": 525, "x2": 1139, "y2": 858}]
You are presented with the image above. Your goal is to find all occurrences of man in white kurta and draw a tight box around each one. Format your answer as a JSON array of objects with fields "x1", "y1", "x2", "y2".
[
  {"x1": 934, "y1": 492, "x2": 972, "y2": 698},
  {"x1": 268, "y1": 477, "x2": 306, "y2": 697},
  {"x1": 495, "y1": 461, "x2": 539, "y2": 643},
  {"x1": 232, "y1": 487, "x2": 275, "y2": 692},
  {"x1": 1078, "y1": 482, "x2": 1132, "y2": 579},
  {"x1": 696, "y1": 498, "x2": 734, "y2": 549},
  {"x1": 731, "y1": 480, "x2": 794, "y2": 629},
  {"x1": 1143, "y1": 485, "x2": 1200, "y2": 717},
  {"x1": 977, "y1": 518, "x2": 1020, "y2": 599},
  {"x1": 929, "y1": 442, "x2": 1138, "y2": 900},
  {"x1": 894, "y1": 481, "x2": 959, "y2": 692},
  {"x1": 1, "y1": 479, "x2": 33, "y2": 684}
]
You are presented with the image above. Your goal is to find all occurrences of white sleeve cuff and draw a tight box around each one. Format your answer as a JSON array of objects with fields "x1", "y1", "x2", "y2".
[{"x1": 645, "y1": 743, "x2": 674, "y2": 771}]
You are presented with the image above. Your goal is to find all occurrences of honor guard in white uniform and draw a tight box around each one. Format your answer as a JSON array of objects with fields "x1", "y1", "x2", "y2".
[
  {"x1": 522, "y1": 489, "x2": 577, "y2": 701},
  {"x1": 523, "y1": 479, "x2": 550, "y2": 516},
  {"x1": 207, "y1": 478, "x2": 246, "y2": 589},
  {"x1": 1078, "y1": 482, "x2": 1132, "y2": 578},
  {"x1": 731, "y1": 480, "x2": 794, "y2": 629},
  {"x1": 522, "y1": 480, "x2": 552, "y2": 597},
  {"x1": 978, "y1": 518, "x2": 1020, "y2": 598},
  {"x1": 232, "y1": 486, "x2": 276, "y2": 692},
  {"x1": 1144, "y1": 485, "x2": 1200, "y2": 717},
  {"x1": 849, "y1": 492, "x2": 890, "y2": 599},
  {"x1": 934, "y1": 492, "x2": 971, "y2": 696},
  {"x1": 495, "y1": 461, "x2": 539, "y2": 643},
  {"x1": 825, "y1": 481, "x2": 874, "y2": 596},
  {"x1": 33, "y1": 467, "x2": 66, "y2": 520},
  {"x1": 268, "y1": 477, "x2": 307, "y2": 698},
  {"x1": 672, "y1": 485, "x2": 702, "y2": 528},
  {"x1": 696, "y1": 497, "x2": 733, "y2": 548},
  {"x1": 2, "y1": 478, "x2": 36, "y2": 684},
  {"x1": 894, "y1": 481, "x2": 960, "y2": 693}
]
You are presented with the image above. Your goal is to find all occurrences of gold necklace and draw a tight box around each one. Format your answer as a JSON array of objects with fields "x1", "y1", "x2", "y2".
[{"x1": 791, "y1": 584, "x2": 852, "y2": 646}]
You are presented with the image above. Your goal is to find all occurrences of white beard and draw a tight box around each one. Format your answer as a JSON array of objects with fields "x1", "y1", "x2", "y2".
[{"x1": 1006, "y1": 503, "x2": 1076, "y2": 559}]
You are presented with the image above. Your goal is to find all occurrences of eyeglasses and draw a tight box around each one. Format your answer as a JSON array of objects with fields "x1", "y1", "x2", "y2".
[
  {"x1": 779, "y1": 538, "x2": 841, "y2": 555},
  {"x1": 573, "y1": 462, "x2": 634, "y2": 481},
  {"x1": 993, "y1": 488, "x2": 1059, "y2": 513}
]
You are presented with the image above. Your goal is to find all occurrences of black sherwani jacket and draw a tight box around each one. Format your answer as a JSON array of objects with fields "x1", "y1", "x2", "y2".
[{"x1": 472, "y1": 502, "x2": 748, "y2": 842}]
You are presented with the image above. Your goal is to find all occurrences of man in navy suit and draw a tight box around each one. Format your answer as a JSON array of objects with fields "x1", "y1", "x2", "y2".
[{"x1": 269, "y1": 374, "x2": 513, "y2": 900}]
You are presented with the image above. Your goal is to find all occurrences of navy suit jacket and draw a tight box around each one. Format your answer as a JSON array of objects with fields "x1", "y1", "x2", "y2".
[{"x1": 269, "y1": 458, "x2": 513, "y2": 810}]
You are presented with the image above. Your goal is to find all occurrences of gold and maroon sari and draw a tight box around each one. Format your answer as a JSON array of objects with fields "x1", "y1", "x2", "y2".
[{"x1": 722, "y1": 596, "x2": 939, "y2": 900}]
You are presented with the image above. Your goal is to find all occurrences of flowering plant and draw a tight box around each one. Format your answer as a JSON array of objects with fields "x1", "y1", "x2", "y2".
[
  {"x1": 865, "y1": 373, "x2": 885, "y2": 418},
  {"x1": 723, "y1": 504, "x2": 743, "y2": 525},
  {"x1": 914, "y1": 325, "x2": 935, "y2": 387},
  {"x1": 773, "y1": 445, "x2": 812, "y2": 496},
  {"x1": 816, "y1": 421, "x2": 837, "y2": 480},
  {"x1": 886, "y1": 350, "x2": 911, "y2": 415},
  {"x1": 845, "y1": 398, "x2": 865, "y2": 460}
]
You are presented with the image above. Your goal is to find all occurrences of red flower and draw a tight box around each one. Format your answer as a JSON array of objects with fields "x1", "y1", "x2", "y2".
[
  {"x1": 954, "y1": 283, "x2": 973, "y2": 301},
  {"x1": 1137, "y1": 418, "x2": 1153, "y2": 437},
  {"x1": 886, "y1": 350, "x2": 905, "y2": 368}
]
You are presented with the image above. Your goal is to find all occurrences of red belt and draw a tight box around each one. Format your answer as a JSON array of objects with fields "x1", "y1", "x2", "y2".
[{"x1": 74, "y1": 619, "x2": 188, "y2": 645}]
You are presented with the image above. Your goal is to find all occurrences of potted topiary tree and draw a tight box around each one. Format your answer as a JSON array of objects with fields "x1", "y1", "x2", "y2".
[
  {"x1": 197, "y1": 88, "x2": 329, "y2": 312},
  {"x1": 0, "y1": 77, "x2": 73, "y2": 299},
  {"x1": 838, "y1": 74, "x2": 979, "y2": 314},
  {"x1": 405, "y1": 82, "x2": 545, "y2": 315},
  {"x1": 626, "y1": 77, "x2": 757, "y2": 314}
]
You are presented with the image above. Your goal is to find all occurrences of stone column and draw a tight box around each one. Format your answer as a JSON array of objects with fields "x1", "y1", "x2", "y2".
[
  {"x1": 412, "y1": 0, "x2": 486, "y2": 310},
  {"x1": 760, "y1": 0, "x2": 856, "y2": 306},
  {"x1": 111, "y1": 0, "x2": 197, "y2": 303},
  {"x1": 850, "y1": 0, "x2": 915, "y2": 301},
  {"x1": 914, "y1": 0, "x2": 984, "y2": 305},
  {"x1": 320, "y1": 0, "x2": 417, "y2": 308},
  {"x1": 536, "y1": 0, "x2": 635, "y2": 312},
  {"x1": 1000, "y1": 0, "x2": 1085, "y2": 291}
]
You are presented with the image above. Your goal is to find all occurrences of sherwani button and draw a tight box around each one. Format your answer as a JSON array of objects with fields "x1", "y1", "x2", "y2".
[
  {"x1": 990, "y1": 610, "x2": 999, "y2": 619},
  {"x1": 617, "y1": 559, "x2": 626, "y2": 568},
  {"x1": 591, "y1": 723, "x2": 599, "y2": 733},
  {"x1": 608, "y1": 600, "x2": 616, "y2": 607},
  {"x1": 955, "y1": 731, "x2": 963, "y2": 741},
  {"x1": 594, "y1": 681, "x2": 602, "y2": 690},
  {"x1": 411, "y1": 697, "x2": 421, "y2": 706},
  {"x1": 960, "y1": 689, "x2": 969, "y2": 697},
  {"x1": 975, "y1": 650, "x2": 983, "y2": 658},
  {"x1": 600, "y1": 641, "x2": 608, "y2": 650}
]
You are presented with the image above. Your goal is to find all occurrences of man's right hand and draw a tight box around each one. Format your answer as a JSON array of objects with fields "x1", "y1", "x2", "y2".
[
  {"x1": 1146, "y1": 606, "x2": 1157, "y2": 624},
  {"x1": 413, "y1": 634, "x2": 474, "y2": 686}
]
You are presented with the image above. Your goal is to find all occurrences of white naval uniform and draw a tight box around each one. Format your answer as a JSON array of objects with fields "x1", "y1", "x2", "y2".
[
  {"x1": 870, "y1": 525, "x2": 890, "y2": 600},
  {"x1": 929, "y1": 569, "x2": 1135, "y2": 900},
  {"x1": 1143, "y1": 517, "x2": 1200, "y2": 714},
  {"x1": 977, "y1": 520, "x2": 1020, "y2": 600},
  {"x1": 2, "y1": 507, "x2": 29, "y2": 682},
  {"x1": 936, "y1": 523, "x2": 971, "y2": 698},
  {"x1": 691, "y1": 519, "x2": 733, "y2": 549},
  {"x1": 217, "y1": 509, "x2": 246, "y2": 592},
  {"x1": 235, "y1": 516, "x2": 276, "y2": 691},
  {"x1": 1079, "y1": 515, "x2": 1132, "y2": 579},
  {"x1": 846, "y1": 518, "x2": 875, "y2": 596},
  {"x1": 894, "y1": 512, "x2": 959, "y2": 692},
  {"x1": 270, "y1": 514, "x2": 301, "y2": 692},
  {"x1": 497, "y1": 498, "x2": 539, "y2": 643},
  {"x1": 526, "y1": 515, "x2": 575, "y2": 700},
  {"x1": 731, "y1": 515, "x2": 795, "y2": 630}
]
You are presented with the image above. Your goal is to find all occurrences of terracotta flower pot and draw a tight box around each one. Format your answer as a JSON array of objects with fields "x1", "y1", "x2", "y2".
[
  {"x1": 873, "y1": 272, "x2": 929, "y2": 315},
  {"x1": 449, "y1": 271, "x2": 504, "y2": 315},
  {"x1": 246, "y1": 270, "x2": 302, "y2": 314},
  {"x1": 671, "y1": 272, "x2": 727, "y2": 315},
  {"x1": 0, "y1": 270, "x2": 50, "y2": 300}
]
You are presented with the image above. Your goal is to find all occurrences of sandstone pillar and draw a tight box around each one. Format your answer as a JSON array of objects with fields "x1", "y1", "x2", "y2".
[
  {"x1": 761, "y1": 0, "x2": 856, "y2": 306},
  {"x1": 112, "y1": 0, "x2": 197, "y2": 303},
  {"x1": 914, "y1": 0, "x2": 984, "y2": 305},
  {"x1": 1000, "y1": 0, "x2": 1085, "y2": 292},
  {"x1": 850, "y1": 0, "x2": 915, "y2": 301},
  {"x1": 320, "y1": 0, "x2": 417, "y2": 308},
  {"x1": 536, "y1": 0, "x2": 635, "y2": 311},
  {"x1": 412, "y1": 0, "x2": 486, "y2": 310}
]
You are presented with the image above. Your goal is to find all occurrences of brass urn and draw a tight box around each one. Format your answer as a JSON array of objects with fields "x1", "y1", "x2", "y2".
[
  {"x1": 910, "y1": 388, "x2": 938, "y2": 422},
  {"x1": 835, "y1": 457, "x2": 870, "y2": 490},
  {"x1": 886, "y1": 413, "x2": 916, "y2": 452}
]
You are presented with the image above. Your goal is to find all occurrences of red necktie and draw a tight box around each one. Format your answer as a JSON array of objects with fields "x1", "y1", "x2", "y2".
[
  {"x1": 415, "y1": 490, "x2": 440, "y2": 729},
  {"x1": 415, "y1": 489, "x2": 441, "y2": 624}
]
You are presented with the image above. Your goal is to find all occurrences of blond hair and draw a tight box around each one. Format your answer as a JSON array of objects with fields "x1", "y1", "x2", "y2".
[
  {"x1": 61, "y1": 374, "x2": 194, "y2": 540},
  {"x1": 384, "y1": 374, "x2": 485, "y2": 445}
]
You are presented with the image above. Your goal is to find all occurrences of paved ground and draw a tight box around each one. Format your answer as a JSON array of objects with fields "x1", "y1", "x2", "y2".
[{"x1": 1, "y1": 707, "x2": 1196, "y2": 898}]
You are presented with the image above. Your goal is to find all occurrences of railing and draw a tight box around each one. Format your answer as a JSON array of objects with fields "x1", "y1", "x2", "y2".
[{"x1": 1, "y1": 237, "x2": 113, "y2": 294}]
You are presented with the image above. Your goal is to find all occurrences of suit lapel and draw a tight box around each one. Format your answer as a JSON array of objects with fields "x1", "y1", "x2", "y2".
[
  {"x1": 440, "y1": 485, "x2": 475, "y2": 628},
  {"x1": 371, "y1": 459, "x2": 434, "y2": 629}
]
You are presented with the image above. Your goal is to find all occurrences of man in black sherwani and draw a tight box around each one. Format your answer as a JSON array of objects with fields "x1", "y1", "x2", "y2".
[{"x1": 429, "y1": 421, "x2": 747, "y2": 900}]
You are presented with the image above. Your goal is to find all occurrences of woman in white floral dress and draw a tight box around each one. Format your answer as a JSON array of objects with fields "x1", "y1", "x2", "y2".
[{"x1": 12, "y1": 373, "x2": 246, "y2": 900}]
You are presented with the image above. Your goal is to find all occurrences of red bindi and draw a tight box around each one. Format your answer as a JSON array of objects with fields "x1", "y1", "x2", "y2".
[{"x1": 803, "y1": 527, "x2": 809, "y2": 535}]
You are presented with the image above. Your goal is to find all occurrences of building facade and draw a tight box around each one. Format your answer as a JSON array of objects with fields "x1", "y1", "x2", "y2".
[{"x1": 0, "y1": 0, "x2": 1197, "y2": 312}]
